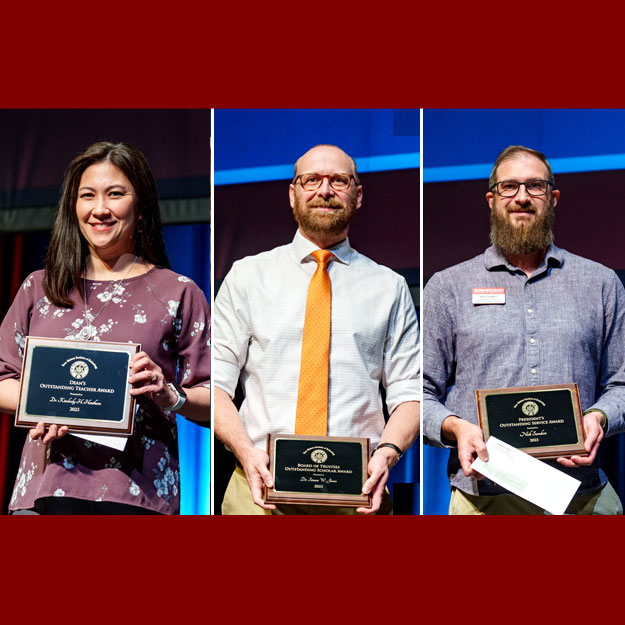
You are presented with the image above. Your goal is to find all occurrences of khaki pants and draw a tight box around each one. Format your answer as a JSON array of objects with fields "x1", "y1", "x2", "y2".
[
  {"x1": 449, "y1": 482, "x2": 623, "y2": 515},
  {"x1": 222, "y1": 465, "x2": 393, "y2": 515}
]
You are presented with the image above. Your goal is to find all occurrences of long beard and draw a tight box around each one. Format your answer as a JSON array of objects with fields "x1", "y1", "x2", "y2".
[
  {"x1": 292, "y1": 195, "x2": 358, "y2": 236},
  {"x1": 490, "y1": 202, "x2": 554, "y2": 255}
]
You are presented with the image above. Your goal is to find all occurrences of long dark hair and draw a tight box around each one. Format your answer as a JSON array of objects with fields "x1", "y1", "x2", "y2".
[{"x1": 43, "y1": 142, "x2": 170, "y2": 307}]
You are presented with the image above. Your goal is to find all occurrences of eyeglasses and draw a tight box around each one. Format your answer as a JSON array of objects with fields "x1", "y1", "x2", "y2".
[
  {"x1": 293, "y1": 173, "x2": 356, "y2": 191},
  {"x1": 490, "y1": 179, "x2": 554, "y2": 197}
]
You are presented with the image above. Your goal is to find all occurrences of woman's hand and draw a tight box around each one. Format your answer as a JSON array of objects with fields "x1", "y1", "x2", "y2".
[
  {"x1": 29, "y1": 421, "x2": 68, "y2": 444},
  {"x1": 128, "y1": 351, "x2": 178, "y2": 409}
]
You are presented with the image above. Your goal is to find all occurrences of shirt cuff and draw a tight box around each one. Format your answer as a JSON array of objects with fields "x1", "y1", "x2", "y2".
[
  {"x1": 422, "y1": 396, "x2": 458, "y2": 448},
  {"x1": 587, "y1": 398, "x2": 622, "y2": 437},
  {"x1": 212, "y1": 360, "x2": 241, "y2": 399},
  {"x1": 385, "y1": 378, "x2": 421, "y2": 415}
]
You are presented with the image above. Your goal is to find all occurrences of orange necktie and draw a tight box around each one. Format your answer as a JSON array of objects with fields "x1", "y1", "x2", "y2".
[{"x1": 295, "y1": 249, "x2": 334, "y2": 436}]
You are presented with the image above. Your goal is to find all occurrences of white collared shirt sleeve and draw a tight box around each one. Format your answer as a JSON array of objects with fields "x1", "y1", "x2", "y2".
[
  {"x1": 213, "y1": 262, "x2": 251, "y2": 399},
  {"x1": 383, "y1": 276, "x2": 421, "y2": 414}
]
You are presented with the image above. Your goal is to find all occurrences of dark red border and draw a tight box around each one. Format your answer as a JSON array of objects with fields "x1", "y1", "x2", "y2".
[
  {"x1": 4, "y1": 6, "x2": 622, "y2": 107},
  {"x1": 2, "y1": 515, "x2": 624, "y2": 615}
]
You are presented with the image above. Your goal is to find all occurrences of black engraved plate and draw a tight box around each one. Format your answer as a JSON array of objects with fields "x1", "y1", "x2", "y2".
[
  {"x1": 476, "y1": 384, "x2": 587, "y2": 459},
  {"x1": 16, "y1": 337, "x2": 140, "y2": 435},
  {"x1": 26, "y1": 345, "x2": 128, "y2": 421},
  {"x1": 264, "y1": 434, "x2": 371, "y2": 507}
]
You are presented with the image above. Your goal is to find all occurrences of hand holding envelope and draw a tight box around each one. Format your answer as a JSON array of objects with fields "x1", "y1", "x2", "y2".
[{"x1": 471, "y1": 436, "x2": 581, "y2": 515}]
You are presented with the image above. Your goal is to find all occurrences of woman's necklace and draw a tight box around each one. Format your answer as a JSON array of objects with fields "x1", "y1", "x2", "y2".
[{"x1": 79, "y1": 255, "x2": 138, "y2": 340}]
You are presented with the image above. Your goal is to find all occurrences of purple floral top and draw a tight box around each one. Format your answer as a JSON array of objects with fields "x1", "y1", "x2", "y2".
[{"x1": 0, "y1": 267, "x2": 210, "y2": 514}]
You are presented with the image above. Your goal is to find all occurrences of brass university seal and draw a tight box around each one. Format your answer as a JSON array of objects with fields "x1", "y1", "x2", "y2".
[
  {"x1": 70, "y1": 360, "x2": 89, "y2": 379},
  {"x1": 521, "y1": 400, "x2": 539, "y2": 416},
  {"x1": 310, "y1": 449, "x2": 328, "y2": 464}
]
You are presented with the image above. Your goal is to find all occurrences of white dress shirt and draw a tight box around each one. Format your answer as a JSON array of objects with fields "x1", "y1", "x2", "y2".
[{"x1": 213, "y1": 230, "x2": 420, "y2": 449}]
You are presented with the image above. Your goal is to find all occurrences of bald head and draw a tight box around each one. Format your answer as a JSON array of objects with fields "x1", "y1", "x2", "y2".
[{"x1": 294, "y1": 145, "x2": 360, "y2": 184}]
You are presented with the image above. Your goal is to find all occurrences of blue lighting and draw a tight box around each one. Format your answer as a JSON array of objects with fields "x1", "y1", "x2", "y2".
[
  {"x1": 424, "y1": 153, "x2": 625, "y2": 184},
  {"x1": 215, "y1": 152, "x2": 420, "y2": 185},
  {"x1": 163, "y1": 224, "x2": 211, "y2": 516},
  {"x1": 177, "y1": 416, "x2": 211, "y2": 515}
]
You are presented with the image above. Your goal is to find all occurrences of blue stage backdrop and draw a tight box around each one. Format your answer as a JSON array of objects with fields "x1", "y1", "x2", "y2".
[
  {"x1": 423, "y1": 109, "x2": 625, "y2": 515},
  {"x1": 165, "y1": 224, "x2": 211, "y2": 515},
  {"x1": 214, "y1": 109, "x2": 420, "y2": 514}
]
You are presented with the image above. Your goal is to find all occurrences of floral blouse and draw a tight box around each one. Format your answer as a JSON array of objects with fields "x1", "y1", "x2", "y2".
[{"x1": 0, "y1": 267, "x2": 210, "y2": 514}]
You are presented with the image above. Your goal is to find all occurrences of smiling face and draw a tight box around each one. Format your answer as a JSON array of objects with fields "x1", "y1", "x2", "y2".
[
  {"x1": 486, "y1": 153, "x2": 560, "y2": 255},
  {"x1": 289, "y1": 145, "x2": 362, "y2": 243},
  {"x1": 76, "y1": 161, "x2": 138, "y2": 260}
]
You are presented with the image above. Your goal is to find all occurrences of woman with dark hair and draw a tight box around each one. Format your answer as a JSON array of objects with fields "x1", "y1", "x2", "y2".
[{"x1": 0, "y1": 142, "x2": 210, "y2": 514}]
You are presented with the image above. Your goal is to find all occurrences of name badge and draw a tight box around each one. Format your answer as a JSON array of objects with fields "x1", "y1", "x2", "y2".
[{"x1": 472, "y1": 287, "x2": 505, "y2": 305}]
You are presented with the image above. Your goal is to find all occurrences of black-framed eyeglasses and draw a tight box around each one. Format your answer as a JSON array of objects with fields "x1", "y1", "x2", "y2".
[
  {"x1": 490, "y1": 179, "x2": 554, "y2": 197},
  {"x1": 293, "y1": 173, "x2": 356, "y2": 191}
]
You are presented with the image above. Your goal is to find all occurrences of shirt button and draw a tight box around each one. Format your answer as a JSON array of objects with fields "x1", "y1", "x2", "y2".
[
  {"x1": 530, "y1": 338, "x2": 536, "y2": 344},
  {"x1": 528, "y1": 308, "x2": 533, "y2": 313},
  {"x1": 531, "y1": 368, "x2": 537, "y2": 374}
]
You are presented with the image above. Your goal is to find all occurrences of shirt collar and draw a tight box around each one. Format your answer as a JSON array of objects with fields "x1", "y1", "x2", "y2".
[
  {"x1": 291, "y1": 229, "x2": 353, "y2": 266},
  {"x1": 484, "y1": 243, "x2": 564, "y2": 273}
]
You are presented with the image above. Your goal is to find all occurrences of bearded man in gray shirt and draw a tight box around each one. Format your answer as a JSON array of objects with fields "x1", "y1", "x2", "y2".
[{"x1": 423, "y1": 145, "x2": 625, "y2": 515}]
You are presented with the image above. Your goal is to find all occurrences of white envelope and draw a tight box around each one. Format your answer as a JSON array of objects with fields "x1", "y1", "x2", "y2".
[{"x1": 471, "y1": 436, "x2": 581, "y2": 515}]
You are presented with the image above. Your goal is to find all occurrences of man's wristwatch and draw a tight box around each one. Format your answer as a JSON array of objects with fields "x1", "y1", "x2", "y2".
[
  {"x1": 165, "y1": 383, "x2": 187, "y2": 411},
  {"x1": 371, "y1": 442, "x2": 404, "y2": 460},
  {"x1": 600, "y1": 413, "x2": 609, "y2": 434},
  {"x1": 584, "y1": 409, "x2": 608, "y2": 434}
]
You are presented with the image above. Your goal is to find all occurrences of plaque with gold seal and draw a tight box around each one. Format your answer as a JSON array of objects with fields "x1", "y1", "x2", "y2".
[
  {"x1": 475, "y1": 383, "x2": 587, "y2": 459},
  {"x1": 263, "y1": 434, "x2": 372, "y2": 507},
  {"x1": 15, "y1": 336, "x2": 140, "y2": 436}
]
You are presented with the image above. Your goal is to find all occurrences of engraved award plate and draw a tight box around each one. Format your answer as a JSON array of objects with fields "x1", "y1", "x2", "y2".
[
  {"x1": 264, "y1": 434, "x2": 372, "y2": 507},
  {"x1": 475, "y1": 383, "x2": 587, "y2": 459},
  {"x1": 15, "y1": 336, "x2": 140, "y2": 436}
]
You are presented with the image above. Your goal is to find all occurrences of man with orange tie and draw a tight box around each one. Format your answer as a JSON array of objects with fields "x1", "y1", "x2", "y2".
[{"x1": 213, "y1": 144, "x2": 420, "y2": 515}]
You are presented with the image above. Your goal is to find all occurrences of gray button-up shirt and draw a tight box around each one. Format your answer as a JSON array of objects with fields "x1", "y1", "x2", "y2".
[{"x1": 423, "y1": 244, "x2": 625, "y2": 496}]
